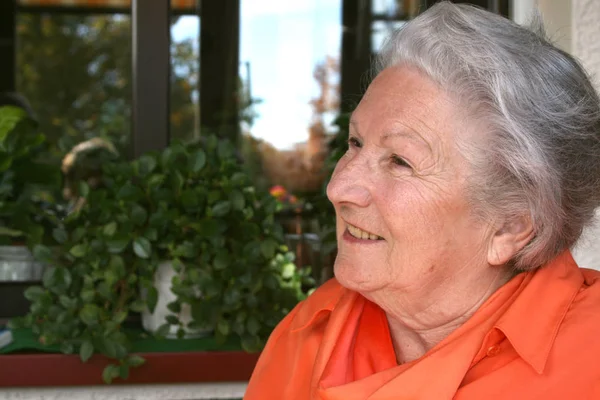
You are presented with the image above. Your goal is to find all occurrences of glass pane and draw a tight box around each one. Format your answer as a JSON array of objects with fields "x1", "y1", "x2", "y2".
[
  {"x1": 16, "y1": 12, "x2": 132, "y2": 161},
  {"x1": 372, "y1": 0, "x2": 398, "y2": 18},
  {"x1": 372, "y1": 0, "x2": 422, "y2": 20},
  {"x1": 372, "y1": 20, "x2": 406, "y2": 53},
  {"x1": 170, "y1": 12, "x2": 200, "y2": 142},
  {"x1": 18, "y1": 0, "x2": 197, "y2": 11},
  {"x1": 240, "y1": 0, "x2": 342, "y2": 194}
]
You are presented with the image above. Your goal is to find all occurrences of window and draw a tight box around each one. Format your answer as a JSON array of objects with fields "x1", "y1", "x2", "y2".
[
  {"x1": 239, "y1": 0, "x2": 342, "y2": 194},
  {"x1": 16, "y1": 11, "x2": 132, "y2": 160},
  {"x1": 170, "y1": 9, "x2": 200, "y2": 142}
]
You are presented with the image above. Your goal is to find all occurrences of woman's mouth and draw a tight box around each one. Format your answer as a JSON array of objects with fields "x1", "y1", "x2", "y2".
[{"x1": 346, "y1": 223, "x2": 384, "y2": 241}]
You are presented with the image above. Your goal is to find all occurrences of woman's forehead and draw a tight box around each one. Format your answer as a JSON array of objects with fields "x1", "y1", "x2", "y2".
[{"x1": 353, "y1": 66, "x2": 462, "y2": 142}]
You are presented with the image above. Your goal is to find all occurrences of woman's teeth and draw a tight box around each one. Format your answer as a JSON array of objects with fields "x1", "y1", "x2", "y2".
[{"x1": 347, "y1": 224, "x2": 382, "y2": 240}]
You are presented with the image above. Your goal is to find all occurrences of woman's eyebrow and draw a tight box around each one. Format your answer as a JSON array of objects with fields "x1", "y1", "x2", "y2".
[{"x1": 381, "y1": 129, "x2": 433, "y2": 154}]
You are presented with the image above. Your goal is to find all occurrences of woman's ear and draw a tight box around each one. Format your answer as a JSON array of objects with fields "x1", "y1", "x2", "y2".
[{"x1": 488, "y1": 215, "x2": 535, "y2": 266}]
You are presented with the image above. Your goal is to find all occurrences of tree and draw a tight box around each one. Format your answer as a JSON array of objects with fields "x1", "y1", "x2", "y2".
[{"x1": 16, "y1": 12, "x2": 198, "y2": 163}]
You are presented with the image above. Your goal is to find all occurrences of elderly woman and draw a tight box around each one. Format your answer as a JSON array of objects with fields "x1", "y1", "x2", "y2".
[{"x1": 245, "y1": 2, "x2": 600, "y2": 399}]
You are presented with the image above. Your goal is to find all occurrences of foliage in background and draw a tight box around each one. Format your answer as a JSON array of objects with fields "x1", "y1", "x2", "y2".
[
  {"x1": 12, "y1": 135, "x2": 314, "y2": 383},
  {"x1": 307, "y1": 113, "x2": 349, "y2": 259},
  {"x1": 16, "y1": 13, "x2": 198, "y2": 161},
  {"x1": 0, "y1": 106, "x2": 63, "y2": 246}
]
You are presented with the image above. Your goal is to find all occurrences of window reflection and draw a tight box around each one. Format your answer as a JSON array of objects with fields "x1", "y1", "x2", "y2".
[
  {"x1": 240, "y1": 0, "x2": 342, "y2": 194},
  {"x1": 16, "y1": 12, "x2": 132, "y2": 161},
  {"x1": 170, "y1": 15, "x2": 200, "y2": 142}
]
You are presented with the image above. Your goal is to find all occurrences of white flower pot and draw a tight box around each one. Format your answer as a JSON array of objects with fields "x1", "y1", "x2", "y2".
[
  {"x1": 0, "y1": 245, "x2": 46, "y2": 282},
  {"x1": 141, "y1": 261, "x2": 211, "y2": 339}
]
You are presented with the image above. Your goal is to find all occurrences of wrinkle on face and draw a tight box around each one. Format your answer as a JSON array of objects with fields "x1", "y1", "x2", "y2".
[{"x1": 328, "y1": 63, "x2": 497, "y2": 307}]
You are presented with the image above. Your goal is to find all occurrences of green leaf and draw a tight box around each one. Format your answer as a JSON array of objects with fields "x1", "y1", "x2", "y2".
[
  {"x1": 119, "y1": 364, "x2": 130, "y2": 380},
  {"x1": 170, "y1": 170, "x2": 185, "y2": 192},
  {"x1": 59, "y1": 295, "x2": 77, "y2": 310},
  {"x1": 217, "y1": 140, "x2": 233, "y2": 160},
  {"x1": 207, "y1": 190, "x2": 222, "y2": 204},
  {"x1": 230, "y1": 172, "x2": 247, "y2": 186},
  {"x1": 211, "y1": 201, "x2": 231, "y2": 217},
  {"x1": 133, "y1": 237, "x2": 152, "y2": 259},
  {"x1": 60, "y1": 342, "x2": 75, "y2": 355},
  {"x1": 172, "y1": 241, "x2": 196, "y2": 258},
  {"x1": 171, "y1": 258, "x2": 185, "y2": 273},
  {"x1": 241, "y1": 335, "x2": 262, "y2": 353},
  {"x1": 188, "y1": 149, "x2": 207, "y2": 173},
  {"x1": 112, "y1": 340, "x2": 129, "y2": 360},
  {"x1": 114, "y1": 310, "x2": 128, "y2": 324},
  {"x1": 177, "y1": 328, "x2": 186, "y2": 339},
  {"x1": 101, "y1": 337, "x2": 118, "y2": 358},
  {"x1": 130, "y1": 299, "x2": 146, "y2": 313},
  {"x1": 79, "y1": 304, "x2": 100, "y2": 326},
  {"x1": 117, "y1": 184, "x2": 143, "y2": 201},
  {"x1": 107, "y1": 238, "x2": 129, "y2": 254},
  {"x1": 81, "y1": 289, "x2": 95, "y2": 302},
  {"x1": 166, "y1": 315, "x2": 179, "y2": 325},
  {"x1": 43, "y1": 267, "x2": 72, "y2": 294},
  {"x1": 138, "y1": 154, "x2": 157, "y2": 175},
  {"x1": 282, "y1": 262, "x2": 296, "y2": 279},
  {"x1": 197, "y1": 218, "x2": 219, "y2": 238},
  {"x1": 229, "y1": 190, "x2": 246, "y2": 211},
  {"x1": 260, "y1": 239, "x2": 278, "y2": 259},
  {"x1": 23, "y1": 286, "x2": 45, "y2": 302},
  {"x1": 181, "y1": 189, "x2": 199, "y2": 209},
  {"x1": 108, "y1": 255, "x2": 126, "y2": 277},
  {"x1": 246, "y1": 316, "x2": 260, "y2": 336},
  {"x1": 155, "y1": 323, "x2": 170, "y2": 338},
  {"x1": 69, "y1": 244, "x2": 87, "y2": 258},
  {"x1": 146, "y1": 287, "x2": 158, "y2": 313},
  {"x1": 78, "y1": 181, "x2": 90, "y2": 198},
  {"x1": 102, "y1": 364, "x2": 120, "y2": 384},
  {"x1": 0, "y1": 106, "x2": 27, "y2": 144},
  {"x1": 80, "y1": 340, "x2": 94, "y2": 362},
  {"x1": 131, "y1": 204, "x2": 148, "y2": 226},
  {"x1": 71, "y1": 227, "x2": 86, "y2": 243},
  {"x1": 127, "y1": 354, "x2": 146, "y2": 368},
  {"x1": 217, "y1": 319, "x2": 230, "y2": 336},
  {"x1": 213, "y1": 252, "x2": 230, "y2": 271},
  {"x1": 52, "y1": 228, "x2": 68, "y2": 244},
  {"x1": 167, "y1": 301, "x2": 182, "y2": 313},
  {"x1": 103, "y1": 222, "x2": 117, "y2": 236},
  {"x1": 32, "y1": 245, "x2": 53, "y2": 263},
  {"x1": 0, "y1": 227, "x2": 22, "y2": 237}
]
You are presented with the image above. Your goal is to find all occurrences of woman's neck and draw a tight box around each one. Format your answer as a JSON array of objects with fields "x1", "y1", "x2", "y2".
[{"x1": 365, "y1": 266, "x2": 515, "y2": 364}]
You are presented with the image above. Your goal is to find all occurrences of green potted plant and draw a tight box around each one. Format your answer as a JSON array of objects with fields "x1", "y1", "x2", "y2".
[
  {"x1": 13, "y1": 135, "x2": 314, "y2": 383},
  {"x1": 0, "y1": 105, "x2": 62, "y2": 281}
]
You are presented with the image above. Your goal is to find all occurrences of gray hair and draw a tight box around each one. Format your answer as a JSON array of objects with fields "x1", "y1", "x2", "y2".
[{"x1": 375, "y1": 2, "x2": 600, "y2": 269}]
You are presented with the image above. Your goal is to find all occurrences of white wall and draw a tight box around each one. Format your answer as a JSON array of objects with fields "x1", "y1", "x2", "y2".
[
  {"x1": 570, "y1": 0, "x2": 600, "y2": 270},
  {"x1": 511, "y1": 0, "x2": 600, "y2": 270},
  {"x1": 511, "y1": 0, "x2": 572, "y2": 52}
]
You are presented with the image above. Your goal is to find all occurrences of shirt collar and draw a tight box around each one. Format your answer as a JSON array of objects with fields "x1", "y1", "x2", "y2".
[
  {"x1": 495, "y1": 250, "x2": 584, "y2": 374},
  {"x1": 290, "y1": 278, "x2": 346, "y2": 332},
  {"x1": 289, "y1": 250, "x2": 584, "y2": 374}
]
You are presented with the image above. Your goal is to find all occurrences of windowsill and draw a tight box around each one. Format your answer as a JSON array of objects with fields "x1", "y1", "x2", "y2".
[{"x1": 0, "y1": 350, "x2": 259, "y2": 387}]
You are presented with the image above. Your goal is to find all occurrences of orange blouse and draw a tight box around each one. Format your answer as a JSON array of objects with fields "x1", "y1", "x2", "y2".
[{"x1": 245, "y1": 250, "x2": 600, "y2": 399}]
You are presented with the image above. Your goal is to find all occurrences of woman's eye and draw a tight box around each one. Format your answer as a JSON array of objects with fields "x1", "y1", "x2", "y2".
[
  {"x1": 348, "y1": 137, "x2": 362, "y2": 148},
  {"x1": 390, "y1": 154, "x2": 410, "y2": 168}
]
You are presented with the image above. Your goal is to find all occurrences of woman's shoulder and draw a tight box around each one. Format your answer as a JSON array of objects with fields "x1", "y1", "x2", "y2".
[
  {"x1": 307, "y1": 278, "x2": 347, "y2": 305},
  {"x1": 569, "y1": 268, "x2": 600, "y2": 318},
  {"x1": 557, "y1": 267, "x2": 600, "y2": 346},
  {"x1": 286, "y1": 278, "x2": 348, "y2": 332}
]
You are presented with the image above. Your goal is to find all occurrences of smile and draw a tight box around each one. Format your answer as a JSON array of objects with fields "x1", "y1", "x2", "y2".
[{"x1": 347, "y1": 223, "x2": 384, "y2": 241}]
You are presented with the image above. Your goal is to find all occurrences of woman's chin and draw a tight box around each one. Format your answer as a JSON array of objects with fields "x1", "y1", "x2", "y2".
[{"x1": 333, "y1": 260, "x2": 381, "y2": 293}]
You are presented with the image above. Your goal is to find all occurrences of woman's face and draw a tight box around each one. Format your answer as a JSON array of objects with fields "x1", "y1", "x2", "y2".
[{"x1": 327, "y1": 66, "x2": 492, "y2": 295}]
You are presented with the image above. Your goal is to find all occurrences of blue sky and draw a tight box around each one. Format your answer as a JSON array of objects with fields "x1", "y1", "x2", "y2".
[{"x1": 172, "y1": 0, "x2": 341, "y2": 149}]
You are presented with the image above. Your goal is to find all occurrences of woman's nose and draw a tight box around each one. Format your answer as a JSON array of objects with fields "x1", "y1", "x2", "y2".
[{"x1": 326, "y1": 157, "x2": 372, "y2": 208}]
